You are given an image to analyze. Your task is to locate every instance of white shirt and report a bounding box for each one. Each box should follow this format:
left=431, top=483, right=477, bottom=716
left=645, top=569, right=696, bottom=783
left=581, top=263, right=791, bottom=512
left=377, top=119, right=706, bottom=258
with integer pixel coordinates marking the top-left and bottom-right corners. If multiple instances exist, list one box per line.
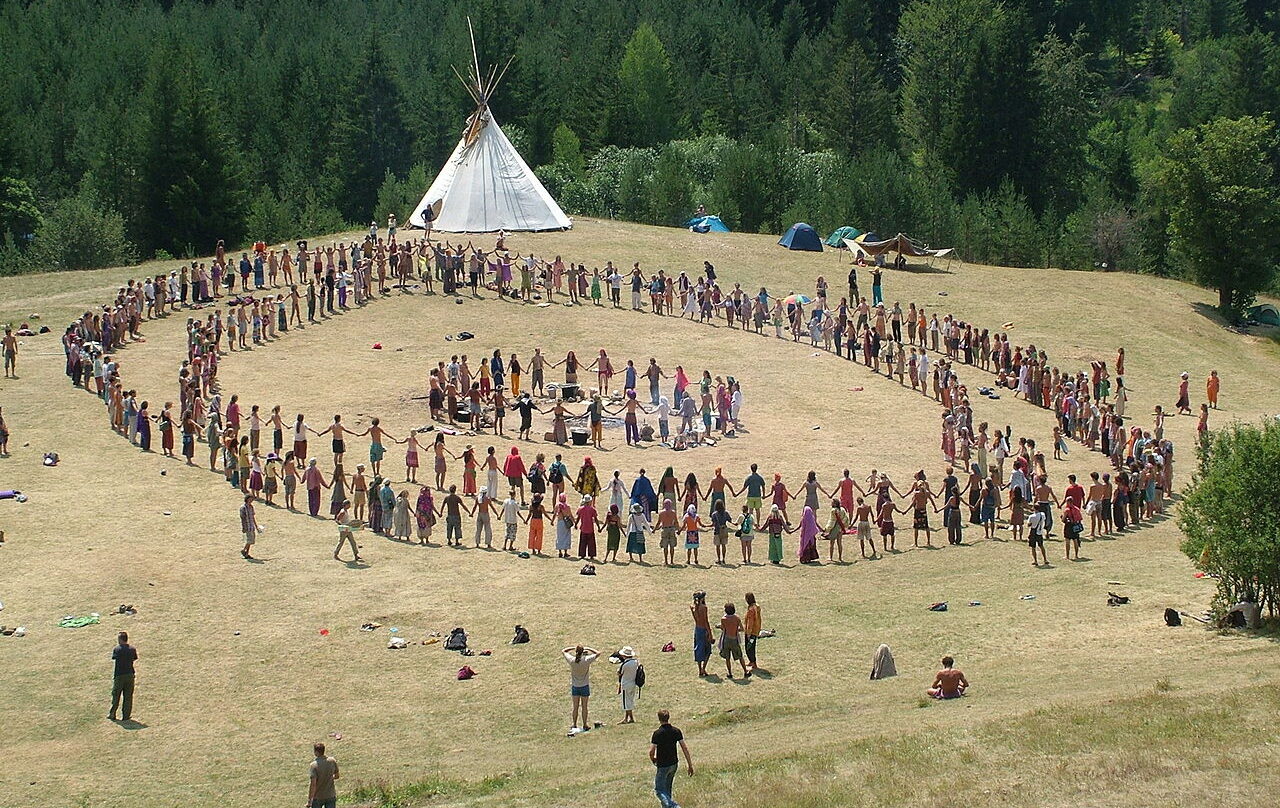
left=619, top=657, right=639, bottom=688
left=502, top=498, right=520, bottom=523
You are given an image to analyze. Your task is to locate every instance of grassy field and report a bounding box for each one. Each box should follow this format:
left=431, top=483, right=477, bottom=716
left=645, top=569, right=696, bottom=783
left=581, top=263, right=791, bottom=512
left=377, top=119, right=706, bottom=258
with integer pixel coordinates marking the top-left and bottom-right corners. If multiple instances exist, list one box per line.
left=1, top=218, right=1279, bottom=808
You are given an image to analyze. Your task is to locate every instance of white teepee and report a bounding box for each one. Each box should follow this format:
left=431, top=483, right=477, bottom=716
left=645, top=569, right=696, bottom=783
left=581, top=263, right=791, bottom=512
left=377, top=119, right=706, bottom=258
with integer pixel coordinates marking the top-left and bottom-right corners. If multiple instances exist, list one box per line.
left=409, top=25, right=571, bottom=233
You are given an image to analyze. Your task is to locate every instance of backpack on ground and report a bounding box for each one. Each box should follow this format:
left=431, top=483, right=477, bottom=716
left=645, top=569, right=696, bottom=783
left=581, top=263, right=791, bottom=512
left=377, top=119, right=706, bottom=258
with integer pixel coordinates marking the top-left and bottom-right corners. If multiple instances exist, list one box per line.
left=511, top=625, right=530, bottom=644
left=457, top=665, right=476, bottom=680
left=444, top=627, right=468, bottom=651
left=1164, top=608, right=1181, bottom=627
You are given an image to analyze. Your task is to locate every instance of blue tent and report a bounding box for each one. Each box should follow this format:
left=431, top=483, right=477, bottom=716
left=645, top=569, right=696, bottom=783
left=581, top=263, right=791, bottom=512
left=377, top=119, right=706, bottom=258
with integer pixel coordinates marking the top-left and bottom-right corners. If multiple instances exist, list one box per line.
left=686, top=215, right=730, bottom=233
left=779, top=222, right=823, bottom=252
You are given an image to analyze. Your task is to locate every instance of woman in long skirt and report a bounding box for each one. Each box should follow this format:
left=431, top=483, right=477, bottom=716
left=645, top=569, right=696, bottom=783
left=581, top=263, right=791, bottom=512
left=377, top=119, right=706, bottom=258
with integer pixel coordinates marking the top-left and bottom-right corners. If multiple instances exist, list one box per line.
left=554, top=494, right=574, bottom=558
left=527, top=493, right=546, bottom=554
left=393, top=490, right=412, bottom=541
left=415, top=487, right=437, bottom=545
left=625, top=503, right=648, bottom=562
left=761, top=506, right=785, bottom=564
left=797, top=506, right=820, bottom=563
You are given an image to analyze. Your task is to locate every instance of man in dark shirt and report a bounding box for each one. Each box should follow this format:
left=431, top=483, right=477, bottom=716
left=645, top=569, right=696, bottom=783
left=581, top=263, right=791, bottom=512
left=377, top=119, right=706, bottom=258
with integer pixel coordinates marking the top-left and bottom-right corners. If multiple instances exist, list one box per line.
left=109, top=631, right=138, bottom=721
left=442, top=485, right=466, bottom=547
left=649, top=709, right=693, bottom=808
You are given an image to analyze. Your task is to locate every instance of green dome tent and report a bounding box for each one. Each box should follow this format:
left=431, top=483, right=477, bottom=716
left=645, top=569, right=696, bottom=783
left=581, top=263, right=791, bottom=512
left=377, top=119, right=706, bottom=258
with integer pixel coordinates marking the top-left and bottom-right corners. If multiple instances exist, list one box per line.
left=1247, top=303, right=1280, bottom=326
left=825, top=226, right=862, bottom=247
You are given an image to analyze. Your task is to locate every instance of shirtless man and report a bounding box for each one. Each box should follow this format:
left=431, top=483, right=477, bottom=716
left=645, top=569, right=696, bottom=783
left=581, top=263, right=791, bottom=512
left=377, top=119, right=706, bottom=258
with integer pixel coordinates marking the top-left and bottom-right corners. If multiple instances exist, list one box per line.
left=1086, top=472, right=1107, bottom=537
left=316, top=414, right=359, bottom=465
left=691, top=593, right=713, bottom=677
left=530, top=348, right=547, bottom=397
left=927, top=656, right=969, bottom=699
left=909, top=479, right=936, bottom=547
left=718, top=603, right=750, bottom=680
left=616, top=392, right=650, bottom=446
left=655, top=501, right=680, bottom=566
left=854, top=498, right=875, bottom=558
left=1033, top=475, right=1060, bottom=538
left=2, top=327, right=17, bottom=378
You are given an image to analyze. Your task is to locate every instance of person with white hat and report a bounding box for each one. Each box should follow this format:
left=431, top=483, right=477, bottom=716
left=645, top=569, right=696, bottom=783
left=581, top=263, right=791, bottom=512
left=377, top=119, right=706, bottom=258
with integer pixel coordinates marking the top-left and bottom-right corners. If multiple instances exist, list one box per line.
left=1176, top=371, right=1192, bottom=415
left=617, top=646, right=641, bottom=724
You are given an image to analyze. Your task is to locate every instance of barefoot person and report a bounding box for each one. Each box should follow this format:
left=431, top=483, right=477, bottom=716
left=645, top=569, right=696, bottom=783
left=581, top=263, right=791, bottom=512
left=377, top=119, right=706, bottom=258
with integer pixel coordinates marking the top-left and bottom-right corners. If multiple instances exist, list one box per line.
left=927, top=655, right=969, bottom=699
left=562, top=644, right=599, bottom=734
left=718, top=602, right=750, bottom=680
left=2, top=327, right=17, bottom=378
left=691, top=591, right=712, bottom=677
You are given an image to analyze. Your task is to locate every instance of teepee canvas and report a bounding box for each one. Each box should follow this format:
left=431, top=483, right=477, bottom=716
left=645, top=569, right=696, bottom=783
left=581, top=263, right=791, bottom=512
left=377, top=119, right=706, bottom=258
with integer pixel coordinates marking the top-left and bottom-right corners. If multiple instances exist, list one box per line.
left=410, top=24, right=571, bottom=233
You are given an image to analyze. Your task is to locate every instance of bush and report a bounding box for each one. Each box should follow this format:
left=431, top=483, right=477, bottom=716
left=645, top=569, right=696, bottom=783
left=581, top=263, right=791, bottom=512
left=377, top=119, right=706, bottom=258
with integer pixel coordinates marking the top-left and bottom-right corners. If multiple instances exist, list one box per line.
left=375, top=163, right=430, bottom=226
left=28, top=188, right=136, bottom=271
left=1180, top=420, right=1280, bottom=617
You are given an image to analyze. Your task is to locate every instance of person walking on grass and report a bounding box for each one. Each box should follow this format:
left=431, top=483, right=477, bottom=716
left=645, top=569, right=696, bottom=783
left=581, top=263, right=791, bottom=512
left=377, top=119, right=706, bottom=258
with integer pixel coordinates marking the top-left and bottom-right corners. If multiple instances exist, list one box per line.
left=562, top=644, right=599, bottom=735
left=239, top=494, right=261, bottom=559
left=650, top=709, right=693, bottom=808
left=307, top=742, right=340, bottom=808
left=108, top=631, right=137, bottom=722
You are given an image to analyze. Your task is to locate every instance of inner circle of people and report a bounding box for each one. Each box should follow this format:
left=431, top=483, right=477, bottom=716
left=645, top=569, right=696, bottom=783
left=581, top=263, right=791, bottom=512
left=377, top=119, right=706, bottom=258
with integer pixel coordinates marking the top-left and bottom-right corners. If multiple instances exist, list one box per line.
left=58, top=223, right=1191, bottom=571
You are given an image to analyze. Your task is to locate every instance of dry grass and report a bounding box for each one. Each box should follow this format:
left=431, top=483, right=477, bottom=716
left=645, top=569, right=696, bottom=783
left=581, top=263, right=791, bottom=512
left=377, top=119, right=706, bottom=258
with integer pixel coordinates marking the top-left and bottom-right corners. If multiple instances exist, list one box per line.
left=1, top=218, right=1279, bottom=808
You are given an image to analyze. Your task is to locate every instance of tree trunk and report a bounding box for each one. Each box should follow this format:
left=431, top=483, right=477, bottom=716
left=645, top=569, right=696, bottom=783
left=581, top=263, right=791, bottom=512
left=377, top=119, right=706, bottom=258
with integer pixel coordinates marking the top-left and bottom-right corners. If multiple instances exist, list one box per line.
left=1219, top=285, right=1235, bottom=321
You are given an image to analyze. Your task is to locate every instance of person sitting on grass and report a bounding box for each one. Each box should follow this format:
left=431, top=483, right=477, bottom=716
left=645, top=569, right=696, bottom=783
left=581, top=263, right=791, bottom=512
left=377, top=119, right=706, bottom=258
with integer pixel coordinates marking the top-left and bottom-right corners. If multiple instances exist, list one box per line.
left=927, top=655, right=969, bottom=700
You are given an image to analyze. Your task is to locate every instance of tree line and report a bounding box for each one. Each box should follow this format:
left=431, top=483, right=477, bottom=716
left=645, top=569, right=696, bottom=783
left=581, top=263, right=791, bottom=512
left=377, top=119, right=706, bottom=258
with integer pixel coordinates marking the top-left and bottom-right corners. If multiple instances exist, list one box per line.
left=0, top=0, right=1277, bottom=317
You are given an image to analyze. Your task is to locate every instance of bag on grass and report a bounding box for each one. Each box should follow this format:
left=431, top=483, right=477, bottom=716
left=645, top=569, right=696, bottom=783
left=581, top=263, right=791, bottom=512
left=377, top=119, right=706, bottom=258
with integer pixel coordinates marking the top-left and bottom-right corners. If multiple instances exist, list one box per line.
left=1164, top=608, right=1181, bottom=627
left=457, top=665, right=476, bottom=680
left=444, top=627, right=468, bottom=651
left=511, top=625, right=530, bottom=644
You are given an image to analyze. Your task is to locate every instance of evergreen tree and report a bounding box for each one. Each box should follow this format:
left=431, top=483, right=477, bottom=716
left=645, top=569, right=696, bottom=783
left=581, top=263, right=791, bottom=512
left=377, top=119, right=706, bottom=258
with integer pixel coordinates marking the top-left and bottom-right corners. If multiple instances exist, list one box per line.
left=138, top=50, right=247, bottom=257
left=900, top=0, right=1038, bottom=198
left=616, top=24, right=678, bottom=147
left=331, top=37, right=411, bottom=224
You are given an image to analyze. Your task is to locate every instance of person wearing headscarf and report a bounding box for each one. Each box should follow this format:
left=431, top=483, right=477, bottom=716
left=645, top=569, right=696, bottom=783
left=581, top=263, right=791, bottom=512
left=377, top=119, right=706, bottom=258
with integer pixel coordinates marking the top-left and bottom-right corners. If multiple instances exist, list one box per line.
left=379, top=479, right=396, bottom=536
left=574, top=457, right=600, bottom=498
left=502, top=446, right=527, bottom=504
left=798, top=505, right=820, bottom=563
left=763, top=504, right=789, bottom=564
left=576, top=494, right=600, bottom=559
left=603, top=503, right=623, bottom=561
left=554, top=493, right=574, bottom=558
left=625, top=502, right=649, bottom=562
left=683, top=504, right=707, bottom=566
left=393, top=489, right=412, bottom=541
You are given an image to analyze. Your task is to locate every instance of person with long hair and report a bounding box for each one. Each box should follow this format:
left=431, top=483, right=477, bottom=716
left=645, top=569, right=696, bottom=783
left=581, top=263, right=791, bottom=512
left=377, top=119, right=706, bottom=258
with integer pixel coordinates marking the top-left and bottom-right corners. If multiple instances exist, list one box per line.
left=561, top=644, right=599, bottom=735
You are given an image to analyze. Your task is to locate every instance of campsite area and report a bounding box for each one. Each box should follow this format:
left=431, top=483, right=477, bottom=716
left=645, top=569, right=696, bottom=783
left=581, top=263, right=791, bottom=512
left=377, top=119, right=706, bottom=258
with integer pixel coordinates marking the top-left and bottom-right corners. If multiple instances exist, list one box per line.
left=2, top=218, right=1280, bottom=808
